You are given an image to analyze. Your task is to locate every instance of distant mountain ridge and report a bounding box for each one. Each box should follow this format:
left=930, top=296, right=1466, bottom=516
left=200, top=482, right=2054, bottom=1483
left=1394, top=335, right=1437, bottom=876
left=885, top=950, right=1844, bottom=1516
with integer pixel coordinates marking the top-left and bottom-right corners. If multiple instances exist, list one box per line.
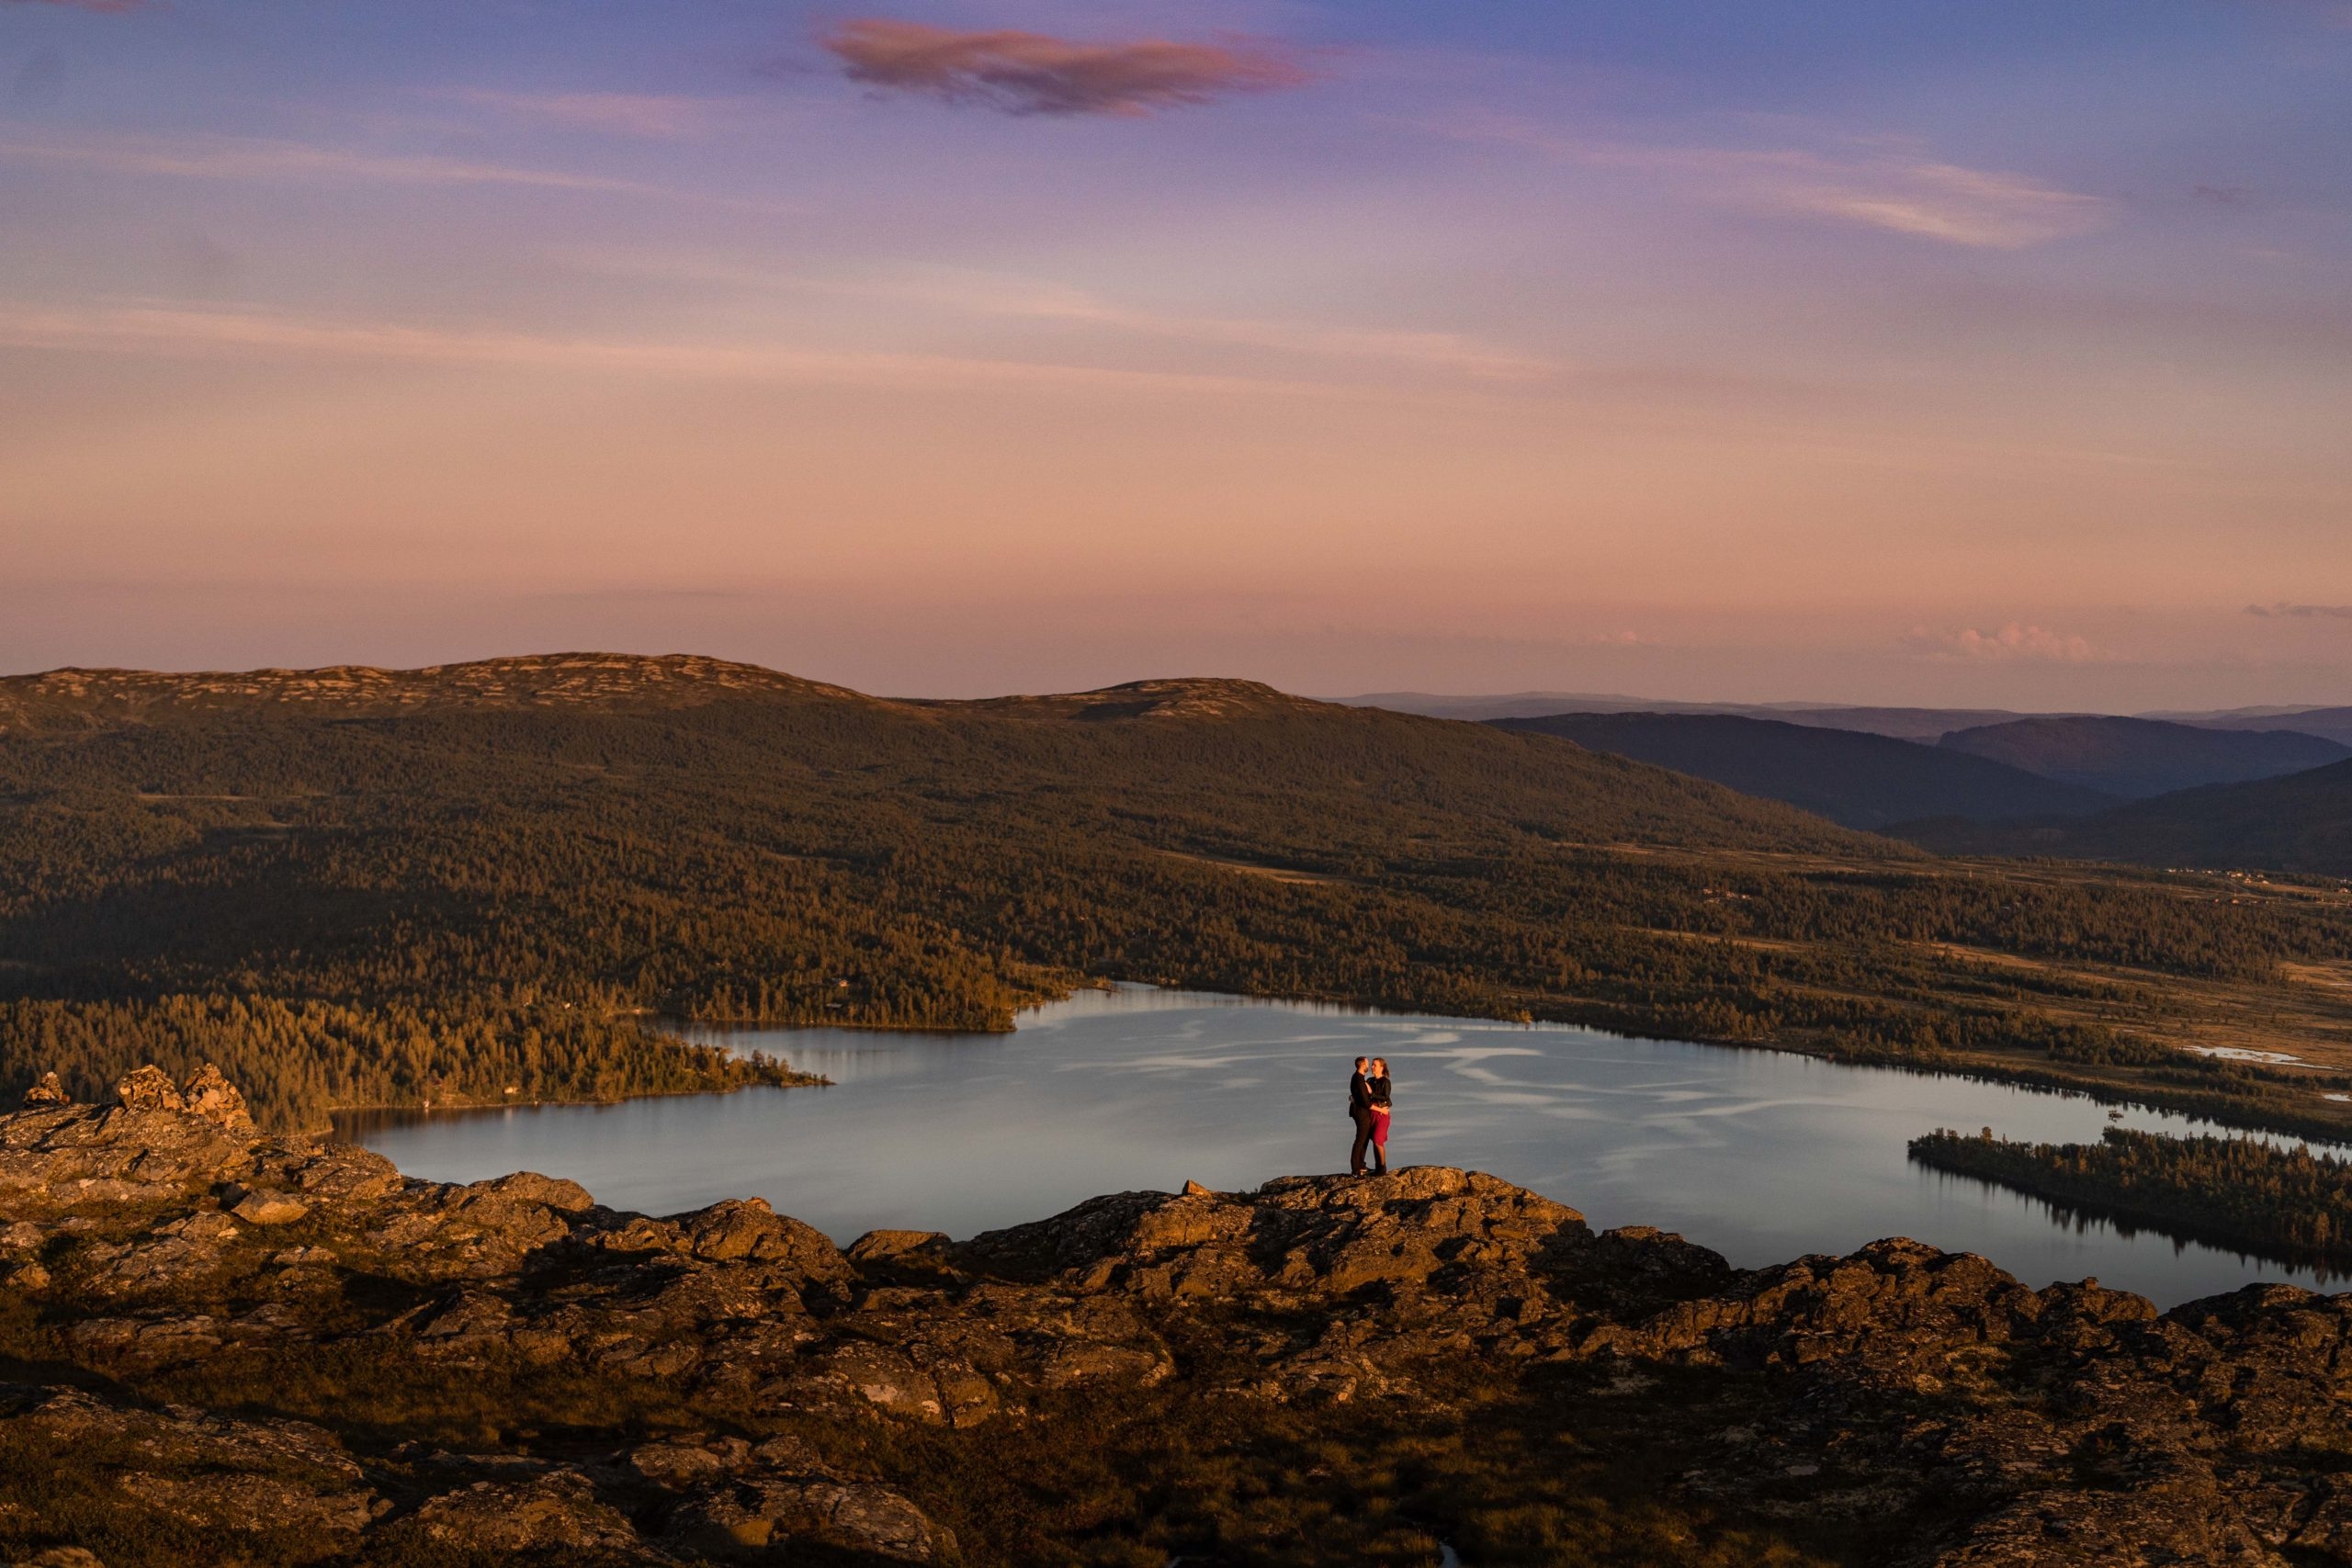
left=1345, top=690, right=2352, bottom=745
left=2163, top=706, right=2352, bottom=748
left=1343, top=691, right=2050, bottom=739
left=1938, top=716, right=2351, bottom=799
left=1490, top=712, right=2117, bottom=830
left=1898, top=759, right=2352, bottom=878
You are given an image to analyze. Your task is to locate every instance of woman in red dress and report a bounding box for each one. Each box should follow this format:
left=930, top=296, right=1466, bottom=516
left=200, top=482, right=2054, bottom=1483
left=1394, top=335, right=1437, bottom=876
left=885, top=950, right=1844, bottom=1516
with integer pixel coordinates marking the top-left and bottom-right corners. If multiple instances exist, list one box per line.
left=1367, top=1056, right=1393, bottom=1175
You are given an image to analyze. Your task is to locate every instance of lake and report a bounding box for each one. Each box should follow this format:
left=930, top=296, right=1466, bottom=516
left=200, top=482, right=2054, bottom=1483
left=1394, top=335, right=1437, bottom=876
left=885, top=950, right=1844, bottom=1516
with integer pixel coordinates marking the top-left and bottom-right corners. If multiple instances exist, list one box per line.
left=342, top=985, right=2338, bottom=1308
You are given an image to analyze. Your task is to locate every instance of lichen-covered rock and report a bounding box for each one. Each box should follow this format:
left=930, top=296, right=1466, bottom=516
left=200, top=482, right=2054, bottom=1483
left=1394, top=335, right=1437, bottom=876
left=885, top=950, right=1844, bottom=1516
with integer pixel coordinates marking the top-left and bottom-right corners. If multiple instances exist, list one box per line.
left=848, top=1228, right=950, bottom=1266
left=667, top=1475, right=951, bottom=1562
left=77, top=1211, right=244, bottom=1297
left=0, top=1096, right=265, bottom=1205
left=410, top=1470, right=651, bottom=1556
left=1, top=1384, right=381, bottom=1549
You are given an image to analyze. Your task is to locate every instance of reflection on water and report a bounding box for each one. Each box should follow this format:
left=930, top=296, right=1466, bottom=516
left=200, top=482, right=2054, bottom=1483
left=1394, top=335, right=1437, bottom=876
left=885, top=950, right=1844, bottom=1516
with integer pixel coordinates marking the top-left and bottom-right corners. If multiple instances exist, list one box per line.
left=339, top=985, right=2338, bottom=1307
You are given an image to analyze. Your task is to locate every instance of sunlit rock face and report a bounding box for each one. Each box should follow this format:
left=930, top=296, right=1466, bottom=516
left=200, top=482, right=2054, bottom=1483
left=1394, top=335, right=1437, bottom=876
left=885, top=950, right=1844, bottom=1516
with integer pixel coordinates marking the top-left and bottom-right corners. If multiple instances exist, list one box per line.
left=4, top=1068, right=2352, bottom=1564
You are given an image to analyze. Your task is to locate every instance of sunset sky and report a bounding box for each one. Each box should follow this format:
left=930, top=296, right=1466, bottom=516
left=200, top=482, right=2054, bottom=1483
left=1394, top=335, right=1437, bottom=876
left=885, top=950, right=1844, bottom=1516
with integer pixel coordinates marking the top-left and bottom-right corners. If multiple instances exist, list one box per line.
left=2, top=0, right=2347, bottom=707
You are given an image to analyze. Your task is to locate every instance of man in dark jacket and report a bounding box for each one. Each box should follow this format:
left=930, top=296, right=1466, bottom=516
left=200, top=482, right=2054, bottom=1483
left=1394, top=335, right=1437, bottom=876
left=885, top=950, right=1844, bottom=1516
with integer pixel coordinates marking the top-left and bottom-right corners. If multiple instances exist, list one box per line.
left=1347, top=1056, right=1374, bottom=1176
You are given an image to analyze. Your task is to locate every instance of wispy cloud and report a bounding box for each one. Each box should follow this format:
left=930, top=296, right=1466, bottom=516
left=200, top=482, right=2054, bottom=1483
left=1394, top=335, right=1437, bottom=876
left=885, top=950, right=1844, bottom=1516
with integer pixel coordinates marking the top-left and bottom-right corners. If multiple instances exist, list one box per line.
left=0, top=300, right=1499, bottom=405
left=819, top=18, right=1310, bottom=117
left=0, top=129, right=655, bottom=192
left=1905, top=623, right=2104, bottom=662
left=571, top=254, right=1555, bottom=382
left=1758, top=157, right=2109, bottom=248
left=2247, top=602, right=2352, bottom=619
left=982, top=284, right=1548, bottom=380
left=1432, top=116, right=2110, bottom=250
left=436, top=89, right=711, bottom=139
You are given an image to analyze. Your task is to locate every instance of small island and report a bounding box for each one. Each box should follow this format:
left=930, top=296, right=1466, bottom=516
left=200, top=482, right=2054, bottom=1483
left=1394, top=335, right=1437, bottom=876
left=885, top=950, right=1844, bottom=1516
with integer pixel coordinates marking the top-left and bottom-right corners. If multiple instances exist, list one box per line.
left=1910, top=1124, right=2352, bottom=1276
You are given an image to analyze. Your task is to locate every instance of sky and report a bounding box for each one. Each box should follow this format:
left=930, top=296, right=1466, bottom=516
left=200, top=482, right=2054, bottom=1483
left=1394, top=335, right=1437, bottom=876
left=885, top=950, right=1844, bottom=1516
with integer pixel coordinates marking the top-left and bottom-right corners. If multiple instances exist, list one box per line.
left=1, top=1, right=2348, bottom=707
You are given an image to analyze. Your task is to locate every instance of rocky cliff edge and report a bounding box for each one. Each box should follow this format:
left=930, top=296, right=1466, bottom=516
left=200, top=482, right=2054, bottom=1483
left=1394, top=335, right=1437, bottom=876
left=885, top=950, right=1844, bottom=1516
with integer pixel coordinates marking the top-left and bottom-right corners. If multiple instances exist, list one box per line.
left=4, top=1068, right=2351, bottom=1565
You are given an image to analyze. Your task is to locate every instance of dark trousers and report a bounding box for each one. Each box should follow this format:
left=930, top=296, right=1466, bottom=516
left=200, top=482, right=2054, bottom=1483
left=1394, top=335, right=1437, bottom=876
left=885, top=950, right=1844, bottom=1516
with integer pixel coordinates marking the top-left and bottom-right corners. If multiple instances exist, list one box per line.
left=1349, top=1110, right=1374, bottom=1174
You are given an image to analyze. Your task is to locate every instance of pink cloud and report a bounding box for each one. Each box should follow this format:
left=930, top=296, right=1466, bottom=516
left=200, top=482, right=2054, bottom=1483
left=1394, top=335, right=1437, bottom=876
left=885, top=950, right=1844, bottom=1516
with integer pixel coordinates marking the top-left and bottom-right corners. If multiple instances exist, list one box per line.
left=1905, top=623, right=2103, bottom=663
left=819, top=18, right=1309, bottom=117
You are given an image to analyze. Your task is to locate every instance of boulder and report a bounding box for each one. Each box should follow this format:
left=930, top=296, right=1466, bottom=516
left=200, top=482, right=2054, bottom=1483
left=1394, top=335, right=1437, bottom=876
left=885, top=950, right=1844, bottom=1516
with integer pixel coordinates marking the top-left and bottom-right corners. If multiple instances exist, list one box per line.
left=364, top=1171, right=600, bottom=1279
left=19, top=1073, right=69, bottom=1109
left=675, top=1197, right=854, bottom=1285
left=230, top=1191, right=311, bottom=1226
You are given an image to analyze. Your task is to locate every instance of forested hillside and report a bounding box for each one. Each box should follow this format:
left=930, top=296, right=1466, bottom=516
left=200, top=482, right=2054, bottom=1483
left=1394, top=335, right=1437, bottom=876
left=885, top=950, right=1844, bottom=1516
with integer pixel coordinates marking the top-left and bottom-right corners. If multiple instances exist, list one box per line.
left=5, top=654, right=2350, bottom=1134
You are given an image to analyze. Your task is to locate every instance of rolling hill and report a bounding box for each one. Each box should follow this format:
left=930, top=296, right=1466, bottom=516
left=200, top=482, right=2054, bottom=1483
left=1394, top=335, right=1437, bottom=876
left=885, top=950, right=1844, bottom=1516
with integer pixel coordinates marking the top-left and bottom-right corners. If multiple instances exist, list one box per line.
left=1938, top=716, right=2350, bottom=798
left=1488, top=712, right=2116, bottom=829
left=0, top=653, right=1881, bottom=1123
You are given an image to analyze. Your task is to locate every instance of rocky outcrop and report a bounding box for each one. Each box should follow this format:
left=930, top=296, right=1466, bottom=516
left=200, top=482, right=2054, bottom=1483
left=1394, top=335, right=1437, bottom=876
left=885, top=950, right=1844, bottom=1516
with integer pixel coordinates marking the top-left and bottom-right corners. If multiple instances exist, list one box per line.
left=176, top=1064, right=254, bottom=1131
left=4, top=1068, right=2352, bottom=1566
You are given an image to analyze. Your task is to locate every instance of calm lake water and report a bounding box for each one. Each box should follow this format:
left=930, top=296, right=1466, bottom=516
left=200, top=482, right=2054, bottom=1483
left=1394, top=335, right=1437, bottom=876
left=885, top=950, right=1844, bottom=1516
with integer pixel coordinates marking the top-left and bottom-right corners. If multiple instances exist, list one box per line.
left=341, top=986, right=2338, bottom=1308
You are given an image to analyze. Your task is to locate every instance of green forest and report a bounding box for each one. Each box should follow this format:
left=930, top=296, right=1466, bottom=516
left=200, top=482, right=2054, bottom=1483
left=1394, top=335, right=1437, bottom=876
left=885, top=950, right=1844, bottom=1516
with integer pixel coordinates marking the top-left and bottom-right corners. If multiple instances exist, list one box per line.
left=1910, top=1124, right=2352, bottom=1275
left=6, top=658, right=2349, bottom=1132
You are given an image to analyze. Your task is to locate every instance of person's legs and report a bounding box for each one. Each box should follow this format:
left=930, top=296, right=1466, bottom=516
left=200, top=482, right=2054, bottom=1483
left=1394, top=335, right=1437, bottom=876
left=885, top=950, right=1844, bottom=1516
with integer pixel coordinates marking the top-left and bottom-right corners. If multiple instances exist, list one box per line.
left=1349, top=1111, right=1371, bottom=1175
left=1372, top=1115, right=1389, bottom=1173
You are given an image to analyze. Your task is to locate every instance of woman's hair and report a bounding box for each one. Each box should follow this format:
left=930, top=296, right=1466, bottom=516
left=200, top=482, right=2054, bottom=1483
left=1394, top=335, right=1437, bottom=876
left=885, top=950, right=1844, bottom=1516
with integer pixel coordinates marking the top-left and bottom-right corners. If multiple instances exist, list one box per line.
left=1371, top=1057, right=1387, bottom=1074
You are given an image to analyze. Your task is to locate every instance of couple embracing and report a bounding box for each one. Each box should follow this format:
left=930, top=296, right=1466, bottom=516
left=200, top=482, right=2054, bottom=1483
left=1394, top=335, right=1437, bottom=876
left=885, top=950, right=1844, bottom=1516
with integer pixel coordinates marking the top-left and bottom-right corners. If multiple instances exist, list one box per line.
left=1347, top=1055, right=1395, bottom=1177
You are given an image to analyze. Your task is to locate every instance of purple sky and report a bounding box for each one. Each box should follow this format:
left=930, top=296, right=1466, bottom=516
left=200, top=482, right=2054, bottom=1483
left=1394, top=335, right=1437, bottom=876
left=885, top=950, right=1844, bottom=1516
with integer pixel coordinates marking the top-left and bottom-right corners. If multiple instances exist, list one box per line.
left=2, top=0, right=2347, bottom=705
